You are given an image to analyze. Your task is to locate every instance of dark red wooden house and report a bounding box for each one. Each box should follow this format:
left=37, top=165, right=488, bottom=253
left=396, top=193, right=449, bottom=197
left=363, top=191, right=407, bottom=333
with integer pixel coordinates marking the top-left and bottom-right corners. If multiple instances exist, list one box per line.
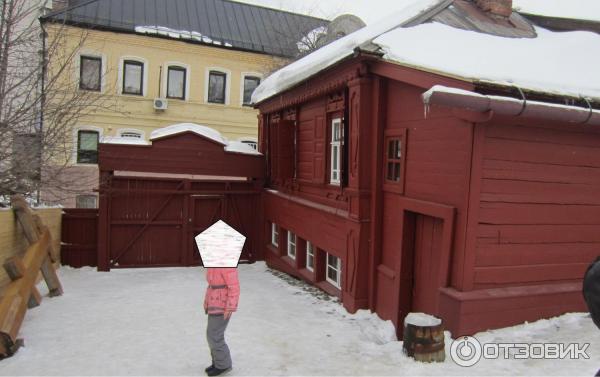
left=253, top=0, right=600, bottom=336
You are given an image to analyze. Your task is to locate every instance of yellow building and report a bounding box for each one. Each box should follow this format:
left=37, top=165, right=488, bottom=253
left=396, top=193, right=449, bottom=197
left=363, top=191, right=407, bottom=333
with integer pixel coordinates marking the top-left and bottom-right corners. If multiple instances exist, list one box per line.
left=40, top=0, right=327, bottom=208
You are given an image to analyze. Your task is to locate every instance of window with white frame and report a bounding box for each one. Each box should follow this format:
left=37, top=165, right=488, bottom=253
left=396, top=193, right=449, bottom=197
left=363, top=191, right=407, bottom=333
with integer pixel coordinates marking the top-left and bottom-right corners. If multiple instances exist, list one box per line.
left=122, top=60, right=144, bottom=95
left=326, top=253, right=341, bottom=288
left=79, top=56, right=101, bottom=91
left=167, top=66, right=186, bottom=99
left=287, top=231, right=297, bottom=259
left=77, top=130, right=99, bottom=164
left=271, top=223, right=279, bottom=247
left=306, top=241, right=314, bottom=272
left=243, top=76, right=261, bottom=105
left=208, top=70, right=227, bottom=104
left=330, top=118, right=342, bottom=185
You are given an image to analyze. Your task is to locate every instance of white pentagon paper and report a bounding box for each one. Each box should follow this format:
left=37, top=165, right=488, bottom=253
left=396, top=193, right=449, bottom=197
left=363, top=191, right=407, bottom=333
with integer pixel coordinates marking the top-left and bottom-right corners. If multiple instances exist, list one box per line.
left=195, top=220, right=245, bottom=268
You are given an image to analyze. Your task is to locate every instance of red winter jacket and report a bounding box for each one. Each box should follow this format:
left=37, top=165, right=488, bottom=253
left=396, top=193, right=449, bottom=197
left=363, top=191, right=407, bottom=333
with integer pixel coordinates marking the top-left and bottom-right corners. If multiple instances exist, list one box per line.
left=204, top=267, right=240, bottom=315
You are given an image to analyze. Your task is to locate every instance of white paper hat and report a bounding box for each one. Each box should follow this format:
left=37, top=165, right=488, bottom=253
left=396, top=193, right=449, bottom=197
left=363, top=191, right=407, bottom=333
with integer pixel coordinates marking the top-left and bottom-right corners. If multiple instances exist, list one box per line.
left=195, top=220, right=246, bottom=268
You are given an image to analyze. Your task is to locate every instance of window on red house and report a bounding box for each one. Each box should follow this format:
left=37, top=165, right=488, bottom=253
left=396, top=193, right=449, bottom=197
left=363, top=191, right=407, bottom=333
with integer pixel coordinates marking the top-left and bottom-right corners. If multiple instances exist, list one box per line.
left=383, top=129, right=407, bottom=193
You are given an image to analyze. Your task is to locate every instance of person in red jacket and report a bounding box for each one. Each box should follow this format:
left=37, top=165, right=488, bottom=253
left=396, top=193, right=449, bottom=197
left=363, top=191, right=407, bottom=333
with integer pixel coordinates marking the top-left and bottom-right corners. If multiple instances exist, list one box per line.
left=203, top=267, right=240, bottom=376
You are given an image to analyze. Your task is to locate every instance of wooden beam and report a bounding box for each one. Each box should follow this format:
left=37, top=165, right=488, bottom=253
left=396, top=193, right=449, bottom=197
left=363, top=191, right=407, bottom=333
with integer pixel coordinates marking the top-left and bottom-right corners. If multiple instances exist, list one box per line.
left=3, top=258, right=42, bottom=309
left=10, top=196, right=63, bottom=297
left=0, top=230, right=50, bottom=357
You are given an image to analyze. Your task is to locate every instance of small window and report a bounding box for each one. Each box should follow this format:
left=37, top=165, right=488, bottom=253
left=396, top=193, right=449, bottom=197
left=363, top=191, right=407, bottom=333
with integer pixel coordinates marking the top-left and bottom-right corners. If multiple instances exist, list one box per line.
left=330, top=118, right=342, bottom=185
left=76, top=194, right=97, bottom=209
left=326, top=253, right=341, bottom=288
left=120, top=131, right=142, bottom=139
left=243, top=76, right=260, bottom=105
left=167, top=66, right=186, bottom=99
left=241, top=140, right=257, bottom=150
left=287, top=231, right=296, bottom=259
left=208, top=71, right=226, bottom=104
left=306, top=241, right=314, bottom=272
left=123, top=60, right=143, bottom=95
left=80, top=56, right=101, bottom=91
left=385, top=138, right=402, bottom=182
left=77, top=130, right=99, bottom=164
left=271, top=223, right=279, bottom=247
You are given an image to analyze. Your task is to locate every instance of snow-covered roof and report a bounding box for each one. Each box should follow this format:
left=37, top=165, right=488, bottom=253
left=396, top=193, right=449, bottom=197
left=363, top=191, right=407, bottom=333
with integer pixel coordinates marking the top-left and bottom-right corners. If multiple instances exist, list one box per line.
left=375, top=23, right=600, bottom=100
left=101, top=136, right=150, bottom=146
left=253, top=0, right=600, bottom=104
left=251, top=0, right=445, bottom=104
left=135, top=26, right=233, bottom=48
left=514, top=0, right=600, bottom=23
left=150, top=123, right=228, bottom=145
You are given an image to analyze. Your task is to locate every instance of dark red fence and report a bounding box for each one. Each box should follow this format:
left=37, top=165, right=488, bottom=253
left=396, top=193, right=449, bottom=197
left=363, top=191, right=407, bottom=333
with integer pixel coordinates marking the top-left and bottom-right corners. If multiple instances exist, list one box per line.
left=61, top=209, right=98, bottom=267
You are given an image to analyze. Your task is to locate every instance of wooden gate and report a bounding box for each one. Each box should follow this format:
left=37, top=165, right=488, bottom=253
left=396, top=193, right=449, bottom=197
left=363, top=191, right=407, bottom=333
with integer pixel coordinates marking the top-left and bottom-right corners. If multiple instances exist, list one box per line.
left=61, top=209, right=98, bottom=267
left=97, top=126, right=265, bottom=271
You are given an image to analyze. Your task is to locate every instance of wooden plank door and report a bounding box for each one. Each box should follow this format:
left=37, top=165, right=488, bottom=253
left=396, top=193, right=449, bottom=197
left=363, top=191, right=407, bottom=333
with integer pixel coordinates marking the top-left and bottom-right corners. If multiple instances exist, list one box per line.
left=411, top=214, right=444, bottom=315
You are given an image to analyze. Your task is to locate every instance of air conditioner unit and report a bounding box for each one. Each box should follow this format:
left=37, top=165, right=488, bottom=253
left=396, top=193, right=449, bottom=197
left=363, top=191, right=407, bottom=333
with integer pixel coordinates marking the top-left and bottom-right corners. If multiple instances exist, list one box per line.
left=153, top=98, right=168, bottom=110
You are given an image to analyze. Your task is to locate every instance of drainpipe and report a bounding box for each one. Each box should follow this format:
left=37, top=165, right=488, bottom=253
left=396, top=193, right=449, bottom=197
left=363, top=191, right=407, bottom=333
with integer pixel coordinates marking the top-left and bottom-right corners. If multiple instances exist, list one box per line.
left=422, top=85, right=600, bottom=126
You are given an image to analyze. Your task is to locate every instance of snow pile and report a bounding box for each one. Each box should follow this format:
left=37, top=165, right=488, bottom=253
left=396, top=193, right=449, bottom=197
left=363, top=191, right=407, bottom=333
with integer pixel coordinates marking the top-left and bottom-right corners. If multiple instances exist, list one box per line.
left=135, top=26, right=233, bottom=47
left=404, top=312, right=442, bottom=327
left=374, top=23, right=600, bottom=100
left=150, top=123, right=227, bottom=145
left=514, top=0, right=600, bottom=22
left=101, top=136, right=150, bottom=146
left=352, top=309, right=398, bottom=345
left=251, top=0, right=445, bottom=103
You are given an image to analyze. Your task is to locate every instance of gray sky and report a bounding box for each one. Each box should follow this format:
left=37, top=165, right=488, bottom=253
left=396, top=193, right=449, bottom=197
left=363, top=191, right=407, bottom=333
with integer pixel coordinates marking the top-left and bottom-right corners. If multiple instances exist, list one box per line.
left=232, top=0, right=599, bottom=24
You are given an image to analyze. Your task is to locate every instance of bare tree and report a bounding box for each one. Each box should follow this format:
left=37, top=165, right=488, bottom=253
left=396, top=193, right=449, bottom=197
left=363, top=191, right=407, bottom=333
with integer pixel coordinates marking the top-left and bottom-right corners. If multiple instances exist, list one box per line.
left=0, top=0, right=117, bottom=206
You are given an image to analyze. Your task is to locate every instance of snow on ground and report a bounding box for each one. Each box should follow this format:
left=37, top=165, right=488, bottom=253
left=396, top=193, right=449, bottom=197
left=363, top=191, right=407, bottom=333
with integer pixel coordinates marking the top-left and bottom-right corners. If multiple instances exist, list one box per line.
left=1, top=263, right=598, bottom=376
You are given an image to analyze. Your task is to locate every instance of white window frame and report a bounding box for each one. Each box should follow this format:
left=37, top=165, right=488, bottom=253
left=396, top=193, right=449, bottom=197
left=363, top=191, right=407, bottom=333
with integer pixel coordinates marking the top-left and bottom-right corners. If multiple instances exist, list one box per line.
left=76, top=50, right=107, bottom=93
left=306, top=241, right=314, bottom=272
left=330, top=118, right=342, bottom=185
left=118, top=128, right=145, bottom=139
left=287, top=231, right=296, bottom=259
left=271, top=223, right=279, bottom=247
left=205, top=67, right=231, bottom=105
left=240, top=72, right=263, bottom=106
left=72, top=125, right=103, bottom=165
left=117, top=56, right=148, bottom=96
left=76, top=194, right=98, bottom=209
left=162, top=61, right=190, bottom=101
left=326, top=252, right=341, bottom=289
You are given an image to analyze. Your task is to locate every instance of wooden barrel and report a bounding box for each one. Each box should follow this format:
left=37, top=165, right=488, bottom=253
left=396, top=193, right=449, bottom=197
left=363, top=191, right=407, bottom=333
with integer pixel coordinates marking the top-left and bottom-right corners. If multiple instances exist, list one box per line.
left=402, top=313, right=445, bottom=362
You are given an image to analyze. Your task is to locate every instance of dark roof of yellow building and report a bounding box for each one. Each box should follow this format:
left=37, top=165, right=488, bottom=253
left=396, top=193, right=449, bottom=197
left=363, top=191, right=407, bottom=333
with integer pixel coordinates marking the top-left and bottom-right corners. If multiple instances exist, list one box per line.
left=42, top=0, right=329, bottom=58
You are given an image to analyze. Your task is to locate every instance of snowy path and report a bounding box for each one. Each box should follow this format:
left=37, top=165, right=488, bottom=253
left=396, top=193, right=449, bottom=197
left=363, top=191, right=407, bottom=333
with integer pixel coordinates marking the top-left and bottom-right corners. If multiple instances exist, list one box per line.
left=1, top=263, right=598, bottom=376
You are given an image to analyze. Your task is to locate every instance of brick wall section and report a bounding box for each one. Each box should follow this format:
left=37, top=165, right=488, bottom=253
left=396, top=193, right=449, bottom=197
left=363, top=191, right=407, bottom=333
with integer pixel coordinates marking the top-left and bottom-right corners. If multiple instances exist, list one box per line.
left=0, top=208, right=62, bottom=292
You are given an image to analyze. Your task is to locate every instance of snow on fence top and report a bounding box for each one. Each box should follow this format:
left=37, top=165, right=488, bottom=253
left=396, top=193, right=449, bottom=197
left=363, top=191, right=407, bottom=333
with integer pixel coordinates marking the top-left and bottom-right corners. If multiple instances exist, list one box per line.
left=101, top=136, right=150, bottom=146
left=150, top=123, right=228, bottom=145
left=251, top=0, right=445, bottom=104
left=252, top=0, right=600, bottom=104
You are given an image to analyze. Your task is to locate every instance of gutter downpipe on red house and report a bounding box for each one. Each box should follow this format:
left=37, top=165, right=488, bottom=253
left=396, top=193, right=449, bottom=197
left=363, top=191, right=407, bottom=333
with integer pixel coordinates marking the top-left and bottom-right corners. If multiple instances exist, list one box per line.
left=422, top=85, right=600, bottom=126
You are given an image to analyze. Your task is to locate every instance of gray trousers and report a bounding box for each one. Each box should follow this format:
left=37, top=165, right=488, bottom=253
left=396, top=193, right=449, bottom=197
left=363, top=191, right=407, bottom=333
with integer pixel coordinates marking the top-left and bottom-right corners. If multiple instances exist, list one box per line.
left=206, top=314, right=232, bottom=369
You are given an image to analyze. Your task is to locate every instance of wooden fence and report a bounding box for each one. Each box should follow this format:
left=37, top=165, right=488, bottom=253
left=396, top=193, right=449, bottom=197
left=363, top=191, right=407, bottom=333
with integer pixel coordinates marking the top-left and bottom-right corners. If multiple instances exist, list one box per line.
left=0, top=208, right=62, bottom=292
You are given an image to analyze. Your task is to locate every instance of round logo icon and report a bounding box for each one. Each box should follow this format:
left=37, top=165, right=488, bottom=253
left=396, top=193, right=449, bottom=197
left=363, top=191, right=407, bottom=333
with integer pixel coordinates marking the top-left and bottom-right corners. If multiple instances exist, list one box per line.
left=450, top=336, right=482, bottom=367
